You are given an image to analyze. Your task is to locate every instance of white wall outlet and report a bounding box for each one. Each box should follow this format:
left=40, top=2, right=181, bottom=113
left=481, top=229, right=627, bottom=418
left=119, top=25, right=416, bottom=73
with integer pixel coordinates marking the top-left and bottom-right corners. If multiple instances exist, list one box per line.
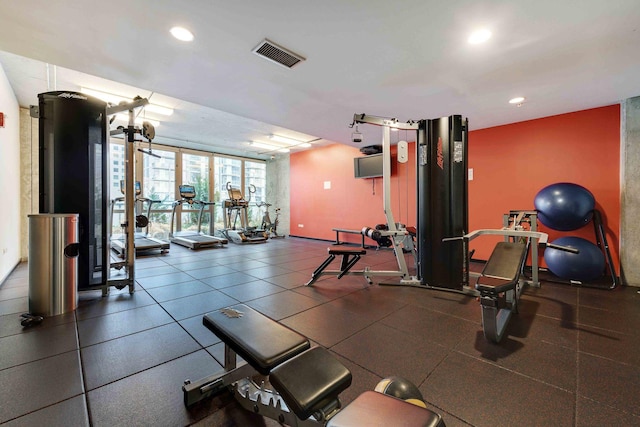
left=298, top=224, right=304, bottom=228
left=468, top=168, right=474, bottom=181
left=323, top=181, right=331, bottom=190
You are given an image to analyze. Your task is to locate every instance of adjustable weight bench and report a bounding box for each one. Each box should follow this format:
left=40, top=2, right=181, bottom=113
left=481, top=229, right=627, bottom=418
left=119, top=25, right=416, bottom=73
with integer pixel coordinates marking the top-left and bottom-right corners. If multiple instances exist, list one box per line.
left=475, top=241, right=528, bottom=343
left=305, top=245, right=367, bottom=286
left=183, top=304, right=446, bottom=426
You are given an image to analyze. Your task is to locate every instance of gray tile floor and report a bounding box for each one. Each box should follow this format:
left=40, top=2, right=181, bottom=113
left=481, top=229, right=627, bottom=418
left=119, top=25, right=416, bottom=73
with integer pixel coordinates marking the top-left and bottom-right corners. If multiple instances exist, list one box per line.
left=1, top=237, right=640, bottom=426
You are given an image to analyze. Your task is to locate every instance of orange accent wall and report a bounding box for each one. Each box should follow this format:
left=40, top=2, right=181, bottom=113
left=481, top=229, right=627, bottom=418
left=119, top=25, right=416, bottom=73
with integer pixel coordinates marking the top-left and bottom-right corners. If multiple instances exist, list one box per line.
left=468, top=105, right=620, bottom=271
left=290, top=105, right=620, bottom=271
left=290, top=143, right=416, bottom=244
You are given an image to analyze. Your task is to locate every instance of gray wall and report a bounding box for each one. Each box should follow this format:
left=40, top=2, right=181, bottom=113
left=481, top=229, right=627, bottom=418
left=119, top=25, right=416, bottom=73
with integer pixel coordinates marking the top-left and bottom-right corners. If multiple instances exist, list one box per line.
left=265, top=154, right=290, bottom=237
left=621, top=96, right=640, bottom=286
left=19, top=108, right=38, bottom=261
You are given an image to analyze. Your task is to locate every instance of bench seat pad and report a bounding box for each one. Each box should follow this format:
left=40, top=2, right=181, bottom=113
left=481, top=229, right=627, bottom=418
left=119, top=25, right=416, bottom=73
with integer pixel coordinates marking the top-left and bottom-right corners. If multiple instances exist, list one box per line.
left=476, top=241, right=527, bottom=294
left=203, top=304, right=309, bottom=376
left=270, top=346, right=352, bottom=420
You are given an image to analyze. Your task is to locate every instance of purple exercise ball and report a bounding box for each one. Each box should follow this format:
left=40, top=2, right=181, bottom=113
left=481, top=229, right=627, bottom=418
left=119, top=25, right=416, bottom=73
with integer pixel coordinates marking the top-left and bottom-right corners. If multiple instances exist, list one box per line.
left=534, top=183, right=595, bottom=231
left=544, top=236, right=605, bottom=282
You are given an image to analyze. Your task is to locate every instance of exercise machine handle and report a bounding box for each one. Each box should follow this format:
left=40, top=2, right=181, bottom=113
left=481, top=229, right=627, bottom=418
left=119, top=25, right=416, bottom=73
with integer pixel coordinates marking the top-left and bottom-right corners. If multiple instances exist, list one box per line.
left=545, top=243, right=579, bottom=254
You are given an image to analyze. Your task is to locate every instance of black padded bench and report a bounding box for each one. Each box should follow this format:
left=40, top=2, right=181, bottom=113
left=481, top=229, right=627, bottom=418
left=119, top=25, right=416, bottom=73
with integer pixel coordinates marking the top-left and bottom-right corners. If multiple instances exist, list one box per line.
left=185, top=304, right=352, bottom=419
left=475, top=241, right=528, bottom=343
left=202, top=304, right=310, bottom=375
left=306, top=245, right=366, bottom=286
left=476, top=241, right=527, bottom=296
left=270, top=346, right=352, bottom=421
left=184, top=304, right=447, bottom=425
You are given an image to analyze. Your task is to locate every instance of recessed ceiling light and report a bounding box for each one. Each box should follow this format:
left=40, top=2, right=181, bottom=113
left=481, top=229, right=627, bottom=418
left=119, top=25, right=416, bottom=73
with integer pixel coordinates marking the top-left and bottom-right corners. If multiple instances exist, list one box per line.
left=468, top=29, right=491, bottom=44
left=269, top=134, right=301, bottom=145
left=170, top=27, right=194, bottom=42
left=249, top=141, right=290, bottom=153
left=509, top=97, right=526, bottom=104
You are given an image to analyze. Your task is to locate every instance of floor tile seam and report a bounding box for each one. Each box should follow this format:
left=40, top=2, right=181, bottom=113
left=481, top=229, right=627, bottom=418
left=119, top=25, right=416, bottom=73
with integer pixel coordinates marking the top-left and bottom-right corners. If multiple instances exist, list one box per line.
left=0, top=262, right=25, bottom=286
left=134, top=258, right=175, bottom=269
left=0, top=283, right=29, bottom=291
left=82, top=347, right=206, bottom=394
left=243, top=268, right=298, bottom=281
left=576, top=297, right=640, bottom=314
left=147, top=284, right=223, bottom=304
left=308, top=285, right=376, bottom=308
left=77, top=318, right=176, bottom=349
left=75, top=310, right=94, bottom=424
left=520, top=294, right=579, bottom=310
left=324, top=314, right=414, bottom=353
left=277, top=298, right=335, bottom=323
left=0, top=307, right=29, bottom=318
left=421, top=306, right=483, bottom=326
left=134, top=268, right=186, bottom=279
left=326, top=347, right=384, bottom=381
left=0, top=347, right=82, bottom=374
left=535, top=338, right=578, bottom=353
left=0, top=294, right=28, bottom=304
left=575, top=330, right=581, bottom=427
left=218, top=286, right=289, bottom=303
left=75, top=299, right=159, bottom=322
left=0, top=325, right=81, bottom=371
left=575, top=394, right=640, bottom=420
left=314, top=287, right=370, bottom=308
left=0, top=316, right=73, bottom=339
left=378, top=318, right=464, bottom=351
left=152, top=288, right=240, bottom=311
left=524, top=310, right=578, bottom=326
left=577, top=348, right=640, bottom=370
left=572, top=319, right=637, bottom=336
left=135, top=277, right=205, bottom=290
left=0, top=393, right=88, bottom=426
left=146, top=288, right=227, bottom=341
left=452, top=350, right=577, bottom=394
left=0, top=283, right=29, bottom=296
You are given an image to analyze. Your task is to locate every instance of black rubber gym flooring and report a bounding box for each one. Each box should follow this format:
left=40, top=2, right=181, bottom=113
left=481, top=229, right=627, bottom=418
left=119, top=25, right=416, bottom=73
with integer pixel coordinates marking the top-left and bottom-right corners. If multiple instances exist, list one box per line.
left=1, top=237, right=639, bottom=426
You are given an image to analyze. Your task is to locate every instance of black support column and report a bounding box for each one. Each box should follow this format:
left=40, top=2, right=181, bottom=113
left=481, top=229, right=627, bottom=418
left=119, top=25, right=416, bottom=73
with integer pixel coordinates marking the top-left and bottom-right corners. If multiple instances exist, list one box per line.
left=38, top=91, right=108, bottom=291
left=417, top=115, right=468, bottom=289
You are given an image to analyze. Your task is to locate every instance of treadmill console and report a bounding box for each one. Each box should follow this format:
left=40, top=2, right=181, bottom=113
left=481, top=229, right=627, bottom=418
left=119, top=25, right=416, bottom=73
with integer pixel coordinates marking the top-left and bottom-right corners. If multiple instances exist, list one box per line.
left=120, top=180, right=142, bottom=196
left=180, top=185, right=196, bottom=200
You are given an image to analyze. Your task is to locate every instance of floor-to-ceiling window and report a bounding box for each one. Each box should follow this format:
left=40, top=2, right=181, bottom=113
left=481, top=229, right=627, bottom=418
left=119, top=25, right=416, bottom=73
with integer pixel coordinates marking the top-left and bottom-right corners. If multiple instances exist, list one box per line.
left=142, top=147, right=176, bottom=240
left=214, top=156, right=242, bottom=230
left=107, top=143, right=265, bottom=240
left=108, top=141, right=126, bottom=236
left=245, top=160, right=266, bottom=226
left=181, top=151, right=210, bottom=234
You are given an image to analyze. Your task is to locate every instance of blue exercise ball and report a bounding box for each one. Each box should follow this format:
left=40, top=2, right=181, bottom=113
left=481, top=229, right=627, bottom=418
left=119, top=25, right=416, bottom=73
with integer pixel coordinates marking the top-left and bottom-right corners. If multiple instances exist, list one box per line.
left=534, top=183, right=595, bottom=231
left=544, top=236, right=605, bottom=282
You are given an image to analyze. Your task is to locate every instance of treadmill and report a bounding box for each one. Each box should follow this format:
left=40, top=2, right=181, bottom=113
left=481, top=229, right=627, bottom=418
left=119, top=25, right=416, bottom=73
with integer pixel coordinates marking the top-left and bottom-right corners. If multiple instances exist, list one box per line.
left=170, top=184, right=228, bottom=249
left=111, top=181, right=170, bottom=257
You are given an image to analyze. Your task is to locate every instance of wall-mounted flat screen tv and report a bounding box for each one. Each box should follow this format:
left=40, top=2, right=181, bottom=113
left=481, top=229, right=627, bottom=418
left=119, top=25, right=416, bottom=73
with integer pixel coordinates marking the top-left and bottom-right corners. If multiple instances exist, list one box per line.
left=354, top=153, right=384, bottom=179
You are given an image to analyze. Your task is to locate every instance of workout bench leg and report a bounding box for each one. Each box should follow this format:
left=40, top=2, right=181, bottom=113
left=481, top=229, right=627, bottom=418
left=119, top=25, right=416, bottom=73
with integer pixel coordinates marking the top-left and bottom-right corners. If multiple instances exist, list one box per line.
left=305, top=254, right=336, bottom=286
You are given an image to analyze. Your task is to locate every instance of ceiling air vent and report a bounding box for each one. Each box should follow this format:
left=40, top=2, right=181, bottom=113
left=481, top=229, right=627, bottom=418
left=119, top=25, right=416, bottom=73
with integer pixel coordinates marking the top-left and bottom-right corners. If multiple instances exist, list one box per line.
left=252, top=39, right=305, bottom=69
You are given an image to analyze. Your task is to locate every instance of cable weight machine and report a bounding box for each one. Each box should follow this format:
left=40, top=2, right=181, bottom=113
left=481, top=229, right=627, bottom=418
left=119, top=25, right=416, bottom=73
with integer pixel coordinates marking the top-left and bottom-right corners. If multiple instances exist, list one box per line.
left=336, top=113, right=469, bottom=290
left=106, top=97, right=156, bottom=294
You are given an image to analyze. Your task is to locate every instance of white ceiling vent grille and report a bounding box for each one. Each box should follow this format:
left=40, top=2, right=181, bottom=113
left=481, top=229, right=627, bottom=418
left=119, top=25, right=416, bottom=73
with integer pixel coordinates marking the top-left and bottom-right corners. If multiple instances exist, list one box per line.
left=252, top=39, right=305, bottom=69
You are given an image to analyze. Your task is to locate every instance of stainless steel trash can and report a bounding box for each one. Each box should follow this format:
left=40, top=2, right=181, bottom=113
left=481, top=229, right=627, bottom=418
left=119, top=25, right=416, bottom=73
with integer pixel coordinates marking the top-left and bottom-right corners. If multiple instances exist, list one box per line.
left=28, top=214, right=80, bottom=316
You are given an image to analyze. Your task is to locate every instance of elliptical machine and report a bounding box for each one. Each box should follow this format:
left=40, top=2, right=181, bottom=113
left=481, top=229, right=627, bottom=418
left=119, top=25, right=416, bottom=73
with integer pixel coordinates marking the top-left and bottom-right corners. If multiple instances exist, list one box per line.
left=220, top=182, right=267, bottom=244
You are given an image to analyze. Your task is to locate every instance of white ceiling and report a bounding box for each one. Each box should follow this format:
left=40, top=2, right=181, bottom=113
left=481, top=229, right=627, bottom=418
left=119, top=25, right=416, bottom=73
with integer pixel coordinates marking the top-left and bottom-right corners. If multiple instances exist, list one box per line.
left=1, top=0, right=639, bottom=159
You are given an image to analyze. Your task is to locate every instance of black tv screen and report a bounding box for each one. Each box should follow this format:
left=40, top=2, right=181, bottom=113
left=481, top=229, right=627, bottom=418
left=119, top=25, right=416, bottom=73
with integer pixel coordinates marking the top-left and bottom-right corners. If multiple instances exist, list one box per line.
left=354, top=153, right=384, bottom=179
